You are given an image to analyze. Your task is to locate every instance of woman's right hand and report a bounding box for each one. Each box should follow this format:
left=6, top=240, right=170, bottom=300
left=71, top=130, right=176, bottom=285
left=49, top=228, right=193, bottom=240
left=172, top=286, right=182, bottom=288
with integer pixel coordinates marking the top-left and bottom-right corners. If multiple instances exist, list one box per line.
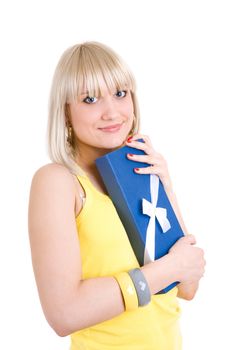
left=168, top=235, right=206, bottom=283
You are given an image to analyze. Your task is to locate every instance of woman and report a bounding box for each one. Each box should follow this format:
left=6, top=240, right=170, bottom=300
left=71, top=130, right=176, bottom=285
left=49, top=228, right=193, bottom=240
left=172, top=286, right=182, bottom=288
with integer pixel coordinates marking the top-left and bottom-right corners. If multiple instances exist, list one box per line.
left=28, top=41, right=205, bottom=349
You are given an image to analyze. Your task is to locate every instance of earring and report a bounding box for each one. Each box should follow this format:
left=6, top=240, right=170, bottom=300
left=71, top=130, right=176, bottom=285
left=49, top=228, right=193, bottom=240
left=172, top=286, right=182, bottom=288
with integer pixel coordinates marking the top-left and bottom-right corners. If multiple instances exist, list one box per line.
left=67, top=125, right=73, bottom=146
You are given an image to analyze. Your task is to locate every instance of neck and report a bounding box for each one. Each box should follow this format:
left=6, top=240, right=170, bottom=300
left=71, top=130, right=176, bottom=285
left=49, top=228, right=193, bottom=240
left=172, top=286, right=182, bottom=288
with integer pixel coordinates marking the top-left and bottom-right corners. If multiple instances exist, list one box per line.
left=76, top=143, right=108, bottom=171
left=75, top=142, right=114, bottom=192
left=75, top=140, right=124, bottom=194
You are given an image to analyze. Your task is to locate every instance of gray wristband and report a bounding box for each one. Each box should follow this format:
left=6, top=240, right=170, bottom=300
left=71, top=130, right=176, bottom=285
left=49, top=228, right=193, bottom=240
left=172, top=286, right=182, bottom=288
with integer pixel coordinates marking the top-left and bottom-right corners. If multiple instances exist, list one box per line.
left=128, top=268, right=151, bottom=307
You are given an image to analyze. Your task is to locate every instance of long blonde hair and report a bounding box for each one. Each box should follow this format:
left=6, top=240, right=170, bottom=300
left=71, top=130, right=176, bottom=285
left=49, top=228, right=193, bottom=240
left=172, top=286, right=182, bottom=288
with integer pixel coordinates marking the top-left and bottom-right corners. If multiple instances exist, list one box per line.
left=47, top=41, right=140, bottom=175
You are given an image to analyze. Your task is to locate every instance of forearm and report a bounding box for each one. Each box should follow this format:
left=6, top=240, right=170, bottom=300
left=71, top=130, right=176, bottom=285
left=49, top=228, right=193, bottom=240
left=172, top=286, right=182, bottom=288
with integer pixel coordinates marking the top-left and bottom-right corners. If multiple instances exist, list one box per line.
left=141, top=253, right=177, bottom=294
left=164, top=186, right=200, bottom=300
left=164, top=184, right=189, bottom=235
left=52, top=254, right=178, bottom=336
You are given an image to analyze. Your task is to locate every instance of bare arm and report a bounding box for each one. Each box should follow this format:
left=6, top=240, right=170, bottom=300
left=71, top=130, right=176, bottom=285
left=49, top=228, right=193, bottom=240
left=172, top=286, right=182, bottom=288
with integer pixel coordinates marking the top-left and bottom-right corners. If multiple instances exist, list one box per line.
left=165, top=186, right=200, bottom=300
left=28, top=164, right=182, bottom=336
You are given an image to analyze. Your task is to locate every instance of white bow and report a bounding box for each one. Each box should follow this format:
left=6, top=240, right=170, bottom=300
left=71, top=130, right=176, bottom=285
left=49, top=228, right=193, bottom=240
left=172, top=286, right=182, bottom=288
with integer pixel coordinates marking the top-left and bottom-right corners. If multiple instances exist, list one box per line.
left=142, top=175, right=171, bottom=264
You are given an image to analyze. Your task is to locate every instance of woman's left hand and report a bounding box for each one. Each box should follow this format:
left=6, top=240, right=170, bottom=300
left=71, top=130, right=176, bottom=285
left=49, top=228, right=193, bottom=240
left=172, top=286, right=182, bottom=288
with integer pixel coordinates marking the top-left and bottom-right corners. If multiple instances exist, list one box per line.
left=126, top=133, right=173, bottom=191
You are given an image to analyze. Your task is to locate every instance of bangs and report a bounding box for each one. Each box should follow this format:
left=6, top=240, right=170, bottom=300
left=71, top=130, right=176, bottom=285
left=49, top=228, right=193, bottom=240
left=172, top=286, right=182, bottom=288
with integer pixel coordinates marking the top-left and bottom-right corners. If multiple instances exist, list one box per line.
left=64, top=43, right=136, bottom=102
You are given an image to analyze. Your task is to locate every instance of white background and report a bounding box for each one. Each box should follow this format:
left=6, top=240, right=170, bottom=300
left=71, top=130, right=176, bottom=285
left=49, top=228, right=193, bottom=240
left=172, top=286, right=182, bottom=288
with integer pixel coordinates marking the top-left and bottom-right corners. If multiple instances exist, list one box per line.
left=0, top=0, right=232, bottom=349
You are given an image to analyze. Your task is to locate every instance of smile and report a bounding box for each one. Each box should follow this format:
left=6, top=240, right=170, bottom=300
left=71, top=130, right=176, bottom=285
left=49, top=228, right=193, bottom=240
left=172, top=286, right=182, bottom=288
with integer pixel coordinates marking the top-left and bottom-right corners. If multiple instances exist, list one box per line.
left=99, top=123, right=123, bottom=133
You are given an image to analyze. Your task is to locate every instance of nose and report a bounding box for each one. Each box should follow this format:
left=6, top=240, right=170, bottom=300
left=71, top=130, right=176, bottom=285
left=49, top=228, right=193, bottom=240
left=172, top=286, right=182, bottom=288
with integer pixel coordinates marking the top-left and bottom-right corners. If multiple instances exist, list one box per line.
left=101, top=97, right=119, bottom=120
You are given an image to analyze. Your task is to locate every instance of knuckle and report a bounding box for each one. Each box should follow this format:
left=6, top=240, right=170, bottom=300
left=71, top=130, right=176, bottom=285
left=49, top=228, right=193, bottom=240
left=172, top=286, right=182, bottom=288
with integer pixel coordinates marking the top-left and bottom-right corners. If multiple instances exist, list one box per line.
left=158, top=153, right=164, bottom=160
left=199, top=248, right=205, bottom=256
left=157, top=152, right=166, bottom=162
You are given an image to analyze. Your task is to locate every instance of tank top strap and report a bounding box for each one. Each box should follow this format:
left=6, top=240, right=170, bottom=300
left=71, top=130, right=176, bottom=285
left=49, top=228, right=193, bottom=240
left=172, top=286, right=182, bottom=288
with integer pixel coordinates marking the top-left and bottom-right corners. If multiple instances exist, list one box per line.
left=76, top=174, right=88, bottom=196
left=76, top=174, right=110, bottom=202
left=76, top=175, right=89, bottom=205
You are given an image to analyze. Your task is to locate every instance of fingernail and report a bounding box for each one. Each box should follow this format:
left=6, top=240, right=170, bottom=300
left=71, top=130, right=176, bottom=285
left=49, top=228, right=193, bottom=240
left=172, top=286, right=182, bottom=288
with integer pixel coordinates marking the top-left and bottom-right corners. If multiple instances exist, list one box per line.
left=127, top=136, right=133, bottom=142
left=128, top=153, right=133, bottom=157
left=134, top=168, right=140, bottom=172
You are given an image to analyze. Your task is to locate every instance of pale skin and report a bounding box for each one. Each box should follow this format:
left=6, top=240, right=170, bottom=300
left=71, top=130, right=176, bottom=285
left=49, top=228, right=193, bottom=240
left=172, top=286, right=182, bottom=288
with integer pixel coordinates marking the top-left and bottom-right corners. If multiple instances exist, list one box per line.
left=28, top=85, right=206, bottom=337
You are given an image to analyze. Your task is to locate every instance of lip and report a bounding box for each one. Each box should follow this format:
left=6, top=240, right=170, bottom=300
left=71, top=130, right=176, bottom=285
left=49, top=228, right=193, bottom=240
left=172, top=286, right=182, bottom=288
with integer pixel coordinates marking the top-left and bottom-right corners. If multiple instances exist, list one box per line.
left=98, top=123, right=123, bottom=132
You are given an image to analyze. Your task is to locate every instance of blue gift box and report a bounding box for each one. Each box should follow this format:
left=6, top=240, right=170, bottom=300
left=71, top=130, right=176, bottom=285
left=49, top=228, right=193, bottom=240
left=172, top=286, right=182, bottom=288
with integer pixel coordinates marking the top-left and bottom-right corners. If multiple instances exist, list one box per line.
left=95, top=143, right=184, bottom=293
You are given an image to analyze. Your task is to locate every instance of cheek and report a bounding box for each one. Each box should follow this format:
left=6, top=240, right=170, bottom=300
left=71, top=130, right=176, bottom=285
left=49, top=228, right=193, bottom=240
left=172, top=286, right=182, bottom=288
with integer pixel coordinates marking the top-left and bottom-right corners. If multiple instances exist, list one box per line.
left=128, top=104, right=134, bottom=115
left=70, top=113, right=87, bottom=139
left=70, top=106, right=93, bottom=129
left=125, top=95, right=134, bottom=115
left=121, top=98, right=134, bottom=117
left=126, top=104, right=134, bottom=124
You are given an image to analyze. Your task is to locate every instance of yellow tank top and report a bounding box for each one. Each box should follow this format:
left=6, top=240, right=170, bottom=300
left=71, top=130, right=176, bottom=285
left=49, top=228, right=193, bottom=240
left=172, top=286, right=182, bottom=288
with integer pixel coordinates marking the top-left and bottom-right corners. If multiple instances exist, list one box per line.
left=70, top=174, right=182, bottom=350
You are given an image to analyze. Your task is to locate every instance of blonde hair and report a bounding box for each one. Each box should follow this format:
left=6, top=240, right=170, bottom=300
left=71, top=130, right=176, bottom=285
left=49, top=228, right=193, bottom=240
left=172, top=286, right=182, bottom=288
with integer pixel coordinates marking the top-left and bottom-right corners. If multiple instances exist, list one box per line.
left=47, top=41, right=140, bottom=175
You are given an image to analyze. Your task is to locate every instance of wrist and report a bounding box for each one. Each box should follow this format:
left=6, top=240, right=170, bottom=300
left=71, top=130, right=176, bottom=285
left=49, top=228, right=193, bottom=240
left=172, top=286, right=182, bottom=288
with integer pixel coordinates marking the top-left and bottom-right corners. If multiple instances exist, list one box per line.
left=141, top=253, right=179, bottom=294
left=167, top=251, right=182, bottom=282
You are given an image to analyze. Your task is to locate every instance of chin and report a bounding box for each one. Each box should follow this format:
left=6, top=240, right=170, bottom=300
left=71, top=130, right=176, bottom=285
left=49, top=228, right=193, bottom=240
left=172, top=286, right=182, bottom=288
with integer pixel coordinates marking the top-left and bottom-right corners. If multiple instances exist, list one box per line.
left=103, top=138, right=126, bottom=150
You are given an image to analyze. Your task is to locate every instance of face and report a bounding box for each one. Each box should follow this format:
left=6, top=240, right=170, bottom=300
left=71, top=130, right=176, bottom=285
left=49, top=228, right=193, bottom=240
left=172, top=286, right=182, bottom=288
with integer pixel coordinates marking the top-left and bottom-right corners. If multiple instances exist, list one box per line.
left=68, top=84, right=134, bottom=155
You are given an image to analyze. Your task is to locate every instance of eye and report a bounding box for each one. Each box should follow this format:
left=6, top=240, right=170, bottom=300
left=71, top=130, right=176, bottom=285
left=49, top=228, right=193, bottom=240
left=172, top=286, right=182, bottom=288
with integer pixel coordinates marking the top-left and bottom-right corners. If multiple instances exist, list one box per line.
left=115, top=90, right=127, bottom=98
left=83, top=96, right=98, bottom=104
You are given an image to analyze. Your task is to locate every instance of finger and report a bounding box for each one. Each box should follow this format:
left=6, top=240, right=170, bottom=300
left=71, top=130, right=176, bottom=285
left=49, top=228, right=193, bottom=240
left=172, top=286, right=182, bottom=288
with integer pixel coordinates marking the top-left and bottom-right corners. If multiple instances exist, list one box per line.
left=127, top=153, right=158, bottom=165
left=134, top=165, right=158, bottom=175
left=126, top=139, right=150, bottom=152
left=127, top=133, right=153, bottom=146
left=126, top=139, right=157, bottom=157
left=126, top=136, right=163, bottom=161
left=127, top=152, right=163, bottom=164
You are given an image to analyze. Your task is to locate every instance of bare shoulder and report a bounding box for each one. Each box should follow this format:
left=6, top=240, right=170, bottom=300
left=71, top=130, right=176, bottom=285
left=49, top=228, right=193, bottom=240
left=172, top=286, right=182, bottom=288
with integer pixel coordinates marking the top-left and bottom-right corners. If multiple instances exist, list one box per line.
left=32, top=163, right=72, bottom=184
left=29, top=163, right=75, bottom=205
left=29, top=163, right=83, bottom=216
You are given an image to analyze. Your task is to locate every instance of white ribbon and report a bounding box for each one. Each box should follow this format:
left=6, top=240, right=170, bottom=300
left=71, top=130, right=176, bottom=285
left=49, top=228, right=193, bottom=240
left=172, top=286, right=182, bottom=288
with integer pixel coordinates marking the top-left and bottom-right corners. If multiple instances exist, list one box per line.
left=142, top=174, right=171, bottom=264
